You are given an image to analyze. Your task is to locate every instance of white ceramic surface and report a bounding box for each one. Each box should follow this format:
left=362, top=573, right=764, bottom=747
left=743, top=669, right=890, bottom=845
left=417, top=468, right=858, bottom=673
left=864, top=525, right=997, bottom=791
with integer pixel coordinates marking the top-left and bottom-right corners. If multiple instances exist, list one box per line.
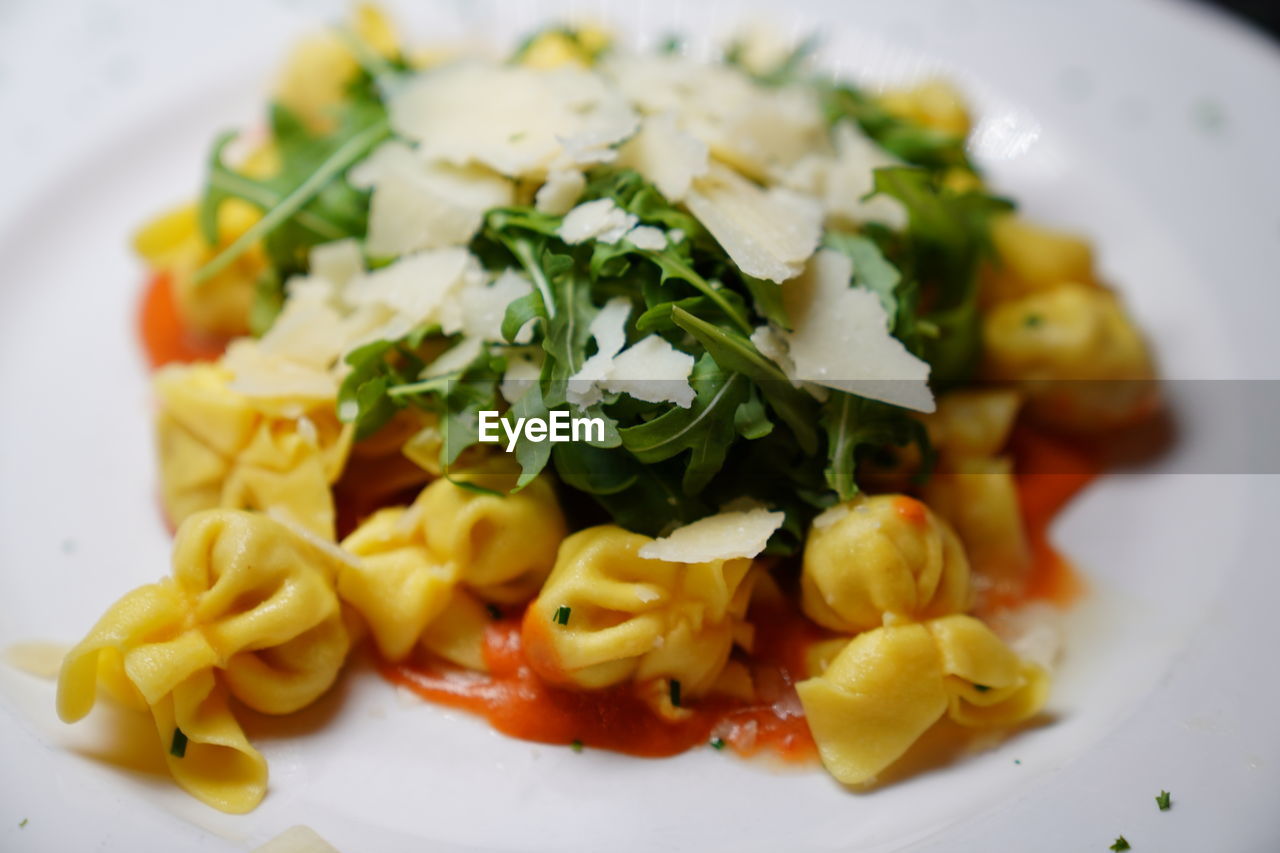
left=1, top=1, right=1278, bottom=850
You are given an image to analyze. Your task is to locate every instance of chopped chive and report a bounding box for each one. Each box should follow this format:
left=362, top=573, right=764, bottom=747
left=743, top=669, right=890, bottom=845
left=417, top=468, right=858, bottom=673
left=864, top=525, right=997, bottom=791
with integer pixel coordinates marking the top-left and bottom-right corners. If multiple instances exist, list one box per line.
left=570, top=739, right=584, bottom=753
left=486, top=603, right=503, bottom=620
left=1024, top=313, right=1043, bottom=328
left=1109, top=836, right=1130, bottom=851
left=170, top=727, right=189, bottom=758
left=710, top=737, right=726, bottom=750
left=1156, top=790, right=1171, bottom=811
left=669, top=679, right=682, bottom=708
left=1014, top=758, right=1022, bottom=765
left=973, top=684, right=991, bottom=693
left=18, top=818, right=28, bottom=828
left=553, top=605, right=571, bottom=626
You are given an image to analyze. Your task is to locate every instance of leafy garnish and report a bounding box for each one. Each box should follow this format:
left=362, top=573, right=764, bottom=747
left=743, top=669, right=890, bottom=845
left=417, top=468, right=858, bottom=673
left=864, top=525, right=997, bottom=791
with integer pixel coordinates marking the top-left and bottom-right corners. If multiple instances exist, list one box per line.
left=170, top=727, right=189, bottom=758
left=196, top=91, right=389, bottom=285
left=1109, top=836, right=1130, bottom=852
left=553, top=605, right=571, bottom=626
left=1156, top=790, right=1171, bottom=811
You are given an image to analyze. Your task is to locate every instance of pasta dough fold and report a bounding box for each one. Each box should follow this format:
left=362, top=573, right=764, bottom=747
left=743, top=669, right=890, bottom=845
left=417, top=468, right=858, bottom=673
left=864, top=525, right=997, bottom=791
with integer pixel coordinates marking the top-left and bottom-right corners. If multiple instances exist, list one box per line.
left=521, top=526, right=756, bottom=697
left=155, top=362, right=352, bottom=538
left=339, top=473, right=566, bottom=664
left=801, top=495, right=970, bottom=633
left=57, top=510, right=352, bottom=812
left=796, top=615, right=1048, bottom=785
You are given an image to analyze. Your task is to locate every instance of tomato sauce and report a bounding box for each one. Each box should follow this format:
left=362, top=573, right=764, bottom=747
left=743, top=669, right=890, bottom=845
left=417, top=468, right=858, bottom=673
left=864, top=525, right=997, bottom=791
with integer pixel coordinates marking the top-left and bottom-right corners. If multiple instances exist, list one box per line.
left=383, top=591, right=820, bottom=763
left=1003, top=427, right=1100, bottom=608
left=138, top=272, right=227, bottom=369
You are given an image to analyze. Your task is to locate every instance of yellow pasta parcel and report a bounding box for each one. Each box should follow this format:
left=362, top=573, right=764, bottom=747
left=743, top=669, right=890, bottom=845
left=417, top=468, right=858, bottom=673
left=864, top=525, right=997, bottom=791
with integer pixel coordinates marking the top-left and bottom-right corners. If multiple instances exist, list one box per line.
left=801, top=495, right=971, bottom=633
left=154, top=361, right=351, bottom=539
left=983, top=282, right=1157, bottom=431
left=339, top=472, right=566, bottom=663
left=797, top=614, right=1047, bottom=785
left=57, top=509, right=353, bottom=812
left=522, top=526, right=757, bottom=698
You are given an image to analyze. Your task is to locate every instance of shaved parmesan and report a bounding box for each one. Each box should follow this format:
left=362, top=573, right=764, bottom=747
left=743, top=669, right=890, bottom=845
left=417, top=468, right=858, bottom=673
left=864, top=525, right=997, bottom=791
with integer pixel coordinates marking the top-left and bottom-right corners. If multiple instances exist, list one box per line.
left=535, top=169, right=586, bottom=215
left=388, top=63, right=637, bottom=179
left=308, top=239, right=363, bottom=287
left=776, top=121, right=906, bottom=228
left=356, top=141, right=513, bottom=256
left=639, top=507, right=785, bottom=563
left=777, top=249, right=934, bottom=412
left=223, top=339, right=338, bottom=403
left=684, top=162, right=821, bottom=283
left=342, top=248, right=474, bottom=336
left=599, top=334, right=696, bottom=407
left=558, top=198, right=638, bottom=245
left=624, top=225, right=667, bottom=250
left=604, top=55, right=824, bottom=182
left=615, top=111, right=708, bottom=201
left=566, top=296, right=631, bottom=407
left=455, top=268, right=534, bottom=343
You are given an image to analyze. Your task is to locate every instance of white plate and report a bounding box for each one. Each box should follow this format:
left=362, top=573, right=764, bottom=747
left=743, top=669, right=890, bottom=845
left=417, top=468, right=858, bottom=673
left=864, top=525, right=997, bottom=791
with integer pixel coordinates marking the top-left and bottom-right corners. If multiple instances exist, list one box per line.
left=2, top=1, right=1278, bottom=850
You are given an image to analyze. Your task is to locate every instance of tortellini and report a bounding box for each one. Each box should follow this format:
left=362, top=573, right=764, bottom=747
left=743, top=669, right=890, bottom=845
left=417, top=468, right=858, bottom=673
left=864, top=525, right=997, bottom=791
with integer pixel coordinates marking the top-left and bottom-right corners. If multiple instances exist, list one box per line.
left=133, top=195, right=267, bottom=339
left=801, top=495, right=971, bottom=633
left=796, top=615, right=1048, bottom=785
left=982, top=214, right=1098, bottom=305
left=154, top=362, right=352, bottom=538
left=920, top=389, right=1030, bottom=584
left=339, top=473, right=566, bottom=664
left=57, top=509, right=352, bottom=812
left=521, top=526, right=756, bottom=698
left=983, top=282, right=1157, bottom=431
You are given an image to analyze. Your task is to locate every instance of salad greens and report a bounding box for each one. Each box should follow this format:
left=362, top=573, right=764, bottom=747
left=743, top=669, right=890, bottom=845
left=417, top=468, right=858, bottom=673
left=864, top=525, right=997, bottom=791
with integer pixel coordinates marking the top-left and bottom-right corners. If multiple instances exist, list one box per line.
left=195, top=28, right=1014, bottom=547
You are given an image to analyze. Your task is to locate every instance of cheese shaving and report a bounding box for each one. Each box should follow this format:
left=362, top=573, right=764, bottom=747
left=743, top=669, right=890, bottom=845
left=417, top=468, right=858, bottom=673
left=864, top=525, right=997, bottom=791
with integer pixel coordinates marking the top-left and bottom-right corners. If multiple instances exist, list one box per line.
left=638, top=507, right=785, bottom=563
left=684, top=162, right=821, bottom=283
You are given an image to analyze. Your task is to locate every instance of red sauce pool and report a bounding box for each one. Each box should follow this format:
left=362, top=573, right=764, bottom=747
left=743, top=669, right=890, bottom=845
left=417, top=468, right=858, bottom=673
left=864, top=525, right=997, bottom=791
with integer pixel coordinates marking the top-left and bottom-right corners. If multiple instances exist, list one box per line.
left=382, top=593, right=822, bottom=762
left=138, top=271, right=227, bottom=368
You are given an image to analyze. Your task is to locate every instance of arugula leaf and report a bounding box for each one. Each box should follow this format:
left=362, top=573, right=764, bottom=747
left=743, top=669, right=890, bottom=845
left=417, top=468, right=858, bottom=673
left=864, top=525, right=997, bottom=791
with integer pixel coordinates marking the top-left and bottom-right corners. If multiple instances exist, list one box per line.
left=196, top=95, right=389, bottom=284
left=671, top=307, right=819, bottom=454
left=870, top=167, right=1011, bottom=384
left=821, top=392, right=929, bottom=501
left=618, top=355, right=750, bottom=494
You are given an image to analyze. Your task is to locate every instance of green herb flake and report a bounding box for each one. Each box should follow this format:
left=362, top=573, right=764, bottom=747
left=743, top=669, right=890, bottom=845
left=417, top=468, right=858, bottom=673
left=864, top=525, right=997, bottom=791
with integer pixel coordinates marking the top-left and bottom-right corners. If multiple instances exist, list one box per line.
left=170, top=727, right=189, bottom=758
left=1023, top=313, right=1043, bottom=328
left=570, top=739, right=584, bottom=753
left=1156, top=790, right=1171, bottom=811
left=710, top=737, right=726, bottom=751
left=669, top=679, right=682, bottom=708
left=973, top=684, right=991, bottom=693
left=553, top=605, right=571, bottom=626
left=1014, top=759, right=1022, bottom=765
left=1109, top=836, right=1130, bottom=851
left=18, top=818, right=28, bottom=828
